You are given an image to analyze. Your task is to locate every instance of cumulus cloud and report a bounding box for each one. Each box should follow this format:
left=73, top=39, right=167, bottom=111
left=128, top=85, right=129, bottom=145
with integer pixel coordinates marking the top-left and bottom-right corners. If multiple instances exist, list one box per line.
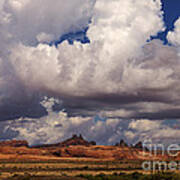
left=167, top=18, right=180, bottom=46
left=1, top=0, right=169, bottom=118
left=128, top=119, right=161, bottom=132
left=0, top=0, right=180, bottom=143
left=1, top=0, right=180, bottom=119
left=9, top=39, right=180, bottom=119
left=126, top=119, right=180, bottom=145
left=2, top=0, right=94, bottom=45
left=0, top=0, right=95, bottom=120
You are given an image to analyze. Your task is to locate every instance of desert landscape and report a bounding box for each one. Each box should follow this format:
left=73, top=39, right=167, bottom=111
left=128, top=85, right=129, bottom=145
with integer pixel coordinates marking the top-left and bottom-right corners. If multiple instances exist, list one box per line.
left=0, top=0, right=180, bottom=179
left=0, top=135, right=180, bottom=179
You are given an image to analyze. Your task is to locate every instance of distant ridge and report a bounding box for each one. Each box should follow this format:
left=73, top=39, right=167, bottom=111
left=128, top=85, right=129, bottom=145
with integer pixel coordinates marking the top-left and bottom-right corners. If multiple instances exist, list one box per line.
left=31, top=134, right=96, bottom=148
left=0, top=140, right=28, bottom=147
left=0, top=136, right=176, bottom=161
left=0, top=136, right=145, bottom=149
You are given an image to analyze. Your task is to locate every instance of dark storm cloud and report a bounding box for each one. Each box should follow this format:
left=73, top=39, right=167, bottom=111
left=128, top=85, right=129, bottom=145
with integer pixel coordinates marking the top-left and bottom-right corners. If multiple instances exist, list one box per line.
left=135, top=108, right=180, bottom=120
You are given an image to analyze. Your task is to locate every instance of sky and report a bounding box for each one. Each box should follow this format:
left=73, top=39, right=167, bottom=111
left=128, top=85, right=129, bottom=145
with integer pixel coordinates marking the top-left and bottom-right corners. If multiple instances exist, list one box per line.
left=0, top=0, right=180, bottom=146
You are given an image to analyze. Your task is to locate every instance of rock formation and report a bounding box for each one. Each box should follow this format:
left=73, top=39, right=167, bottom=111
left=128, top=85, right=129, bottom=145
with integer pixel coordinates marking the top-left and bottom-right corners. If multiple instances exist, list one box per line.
left=115, top=139, right=128, bottom=147
left=33, top=134, right=96, bottom=148
left=59, top=134, right=96, bottom=147
left=134, top=141, right=145, bottom=150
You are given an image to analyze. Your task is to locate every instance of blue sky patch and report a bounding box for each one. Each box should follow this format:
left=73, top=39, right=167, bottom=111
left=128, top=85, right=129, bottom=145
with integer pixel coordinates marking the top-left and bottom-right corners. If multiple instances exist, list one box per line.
left=151, top=0, right=180, bottom=44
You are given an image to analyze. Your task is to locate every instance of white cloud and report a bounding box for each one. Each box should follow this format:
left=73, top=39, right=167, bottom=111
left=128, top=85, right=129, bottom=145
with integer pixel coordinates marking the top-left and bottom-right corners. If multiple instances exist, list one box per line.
left=125, top=119, right=180, bottom=145
left=4, top=0, right=166, bottom=99
left=36, top=33, right=55, bottom=44
left=0, top=0, right=180, bottom=147
left=128, top=119, right=161, bottom=132
left=167, top=18, right=180, bottom=46
left=1, top=0, right=95, bottom=45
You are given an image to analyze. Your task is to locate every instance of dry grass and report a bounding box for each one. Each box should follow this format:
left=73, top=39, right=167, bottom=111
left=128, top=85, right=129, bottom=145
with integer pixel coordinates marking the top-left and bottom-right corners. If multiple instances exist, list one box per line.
left=0, top=158, right=143, bottom=179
